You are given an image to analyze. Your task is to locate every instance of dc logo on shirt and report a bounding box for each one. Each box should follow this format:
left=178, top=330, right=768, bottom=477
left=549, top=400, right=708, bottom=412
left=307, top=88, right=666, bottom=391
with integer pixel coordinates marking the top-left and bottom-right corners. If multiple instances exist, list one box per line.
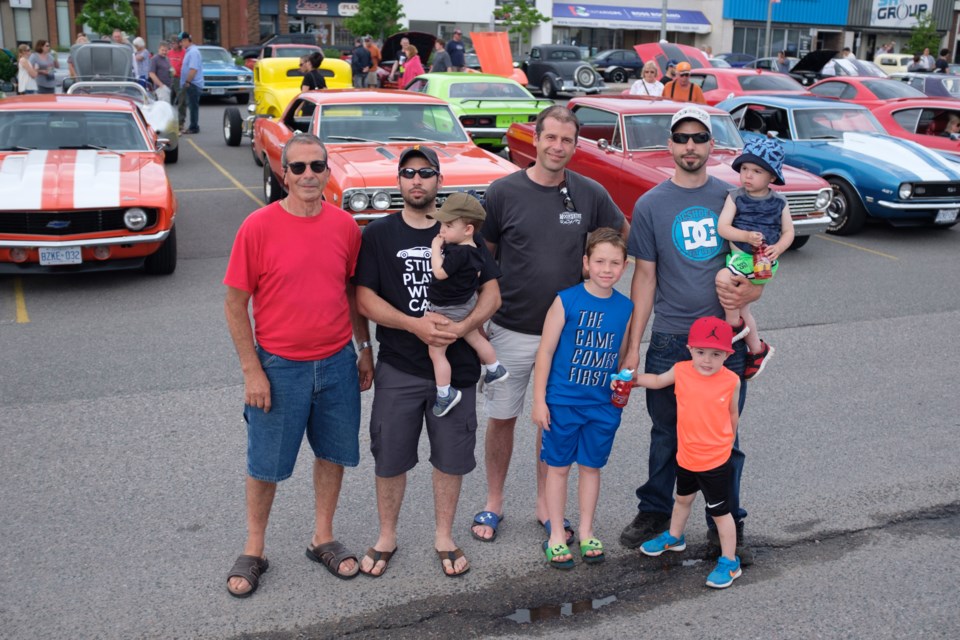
left=672, top=206, right=721, bottom=261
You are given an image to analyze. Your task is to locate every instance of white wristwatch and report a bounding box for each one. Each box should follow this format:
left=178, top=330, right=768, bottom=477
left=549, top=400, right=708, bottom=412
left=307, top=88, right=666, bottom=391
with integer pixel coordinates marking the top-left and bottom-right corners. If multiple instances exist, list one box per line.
left=356, top=340, right=372, bottom=351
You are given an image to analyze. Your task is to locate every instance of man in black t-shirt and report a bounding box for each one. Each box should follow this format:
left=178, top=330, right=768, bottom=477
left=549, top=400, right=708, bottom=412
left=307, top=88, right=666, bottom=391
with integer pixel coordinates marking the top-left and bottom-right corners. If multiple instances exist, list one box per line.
left=355, top=146, right=501, bottom=578
left=351, top=38, right=372, bottom=88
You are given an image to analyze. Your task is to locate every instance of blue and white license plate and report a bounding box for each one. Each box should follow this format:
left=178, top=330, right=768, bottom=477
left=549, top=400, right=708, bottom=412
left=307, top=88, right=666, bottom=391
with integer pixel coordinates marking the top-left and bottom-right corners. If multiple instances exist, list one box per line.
left=935, top=208, right=958, bottom=223
left=39, top=246, right=82, bottom=266
left=211, top=87, right=226, bottom=95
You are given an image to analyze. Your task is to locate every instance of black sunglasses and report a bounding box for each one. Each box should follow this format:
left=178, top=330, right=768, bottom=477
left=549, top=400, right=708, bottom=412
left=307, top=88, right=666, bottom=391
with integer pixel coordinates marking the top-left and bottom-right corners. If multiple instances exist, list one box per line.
left=398, top=167, right=439, bottom=179
left=285, top=160, right=328, bottom=175
left=671, top=132, right=711, bottom=144
left=559, top=184, right=576, bottom=212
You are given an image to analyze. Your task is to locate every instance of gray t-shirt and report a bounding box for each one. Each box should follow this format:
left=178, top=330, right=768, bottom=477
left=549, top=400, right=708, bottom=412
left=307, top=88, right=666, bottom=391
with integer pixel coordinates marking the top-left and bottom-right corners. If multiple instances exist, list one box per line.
left=149, top=54, right=172, bottom=87
left=431, top=50, right=451, bottom=73
left=29, top=53, right=57, bottom=89
left=482, top=169, right=625, bottom=335
left=627, top=176, right=730, bottom=335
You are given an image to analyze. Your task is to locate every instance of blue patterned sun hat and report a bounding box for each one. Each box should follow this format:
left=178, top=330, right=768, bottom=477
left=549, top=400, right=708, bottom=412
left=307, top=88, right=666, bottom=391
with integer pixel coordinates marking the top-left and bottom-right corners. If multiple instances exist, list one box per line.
left=732, top=136, right=786, bottom=185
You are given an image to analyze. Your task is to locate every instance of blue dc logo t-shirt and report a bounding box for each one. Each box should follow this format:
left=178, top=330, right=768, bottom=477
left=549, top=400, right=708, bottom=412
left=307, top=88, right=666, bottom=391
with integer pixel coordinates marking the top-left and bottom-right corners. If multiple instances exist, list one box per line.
left=671, top=206, right=723, bottom=262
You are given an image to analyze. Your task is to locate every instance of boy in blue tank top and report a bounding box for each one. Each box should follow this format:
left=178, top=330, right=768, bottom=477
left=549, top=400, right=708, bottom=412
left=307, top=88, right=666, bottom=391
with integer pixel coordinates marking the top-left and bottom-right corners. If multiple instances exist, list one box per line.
left=531, top=228, right=634, bottom=569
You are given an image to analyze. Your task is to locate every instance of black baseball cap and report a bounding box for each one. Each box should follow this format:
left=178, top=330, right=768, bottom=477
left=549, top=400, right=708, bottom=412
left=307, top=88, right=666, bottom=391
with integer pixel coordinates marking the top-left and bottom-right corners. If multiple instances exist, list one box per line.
left=178, top=32, right=191, bottom=41
left=398, top=145, right=440, bottom=169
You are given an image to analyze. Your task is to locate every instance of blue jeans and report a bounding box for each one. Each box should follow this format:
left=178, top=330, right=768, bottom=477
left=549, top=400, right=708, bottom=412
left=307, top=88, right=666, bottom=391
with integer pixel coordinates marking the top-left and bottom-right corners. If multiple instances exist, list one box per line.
left=243, top=343, right=361, bottom=482
left=635, top=331, right=748, bottom=524
left=183, top=82, right=201, bottom=132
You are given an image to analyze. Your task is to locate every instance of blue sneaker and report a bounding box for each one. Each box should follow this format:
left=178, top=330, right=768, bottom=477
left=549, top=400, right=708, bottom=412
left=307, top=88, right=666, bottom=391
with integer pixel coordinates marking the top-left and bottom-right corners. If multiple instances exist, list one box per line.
left=639, top=531, right=686, bottom=557
left=706, top=556, right=742, bottom=589
left=483, top=364, right=509, bottom=386
left=432, top=389, right=462, bottom=417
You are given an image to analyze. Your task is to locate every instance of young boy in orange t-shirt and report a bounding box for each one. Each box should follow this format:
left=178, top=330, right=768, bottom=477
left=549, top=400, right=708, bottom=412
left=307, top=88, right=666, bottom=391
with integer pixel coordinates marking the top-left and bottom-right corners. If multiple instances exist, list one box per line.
left=630, top=316, right=743, bottom=589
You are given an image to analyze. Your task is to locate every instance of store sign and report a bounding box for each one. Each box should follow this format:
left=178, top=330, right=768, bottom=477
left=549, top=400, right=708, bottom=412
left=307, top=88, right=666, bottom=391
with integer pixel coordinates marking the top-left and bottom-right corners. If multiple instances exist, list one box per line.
left=10, top=0, right=33, bottom=8
left=870, top=0, right=930, bottom=28
left=339, top=3, right=359, bottom=16
left=288, top=0, right=358, bottom=16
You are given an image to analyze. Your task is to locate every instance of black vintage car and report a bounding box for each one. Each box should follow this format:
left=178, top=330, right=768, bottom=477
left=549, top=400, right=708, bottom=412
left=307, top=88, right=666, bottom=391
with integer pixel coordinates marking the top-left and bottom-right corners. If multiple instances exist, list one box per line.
left=522, top=44, right=602, bottom=98
left=593, top=48, right=645, bottom=83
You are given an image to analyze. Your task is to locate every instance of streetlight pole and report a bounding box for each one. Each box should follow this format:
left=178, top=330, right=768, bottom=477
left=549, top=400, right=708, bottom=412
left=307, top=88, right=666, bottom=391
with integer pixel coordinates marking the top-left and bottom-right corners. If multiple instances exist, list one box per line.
left=765, top=0, right=780, bottom=58
left=660, top=0, right=668, bottom=42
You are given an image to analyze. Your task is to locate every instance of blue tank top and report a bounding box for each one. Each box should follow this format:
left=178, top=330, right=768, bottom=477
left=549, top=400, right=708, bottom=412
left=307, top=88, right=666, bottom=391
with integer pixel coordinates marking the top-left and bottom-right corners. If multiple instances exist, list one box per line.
left=731, top=187, right=786, bottom=253
left=546, top=283, right=634, bottom=406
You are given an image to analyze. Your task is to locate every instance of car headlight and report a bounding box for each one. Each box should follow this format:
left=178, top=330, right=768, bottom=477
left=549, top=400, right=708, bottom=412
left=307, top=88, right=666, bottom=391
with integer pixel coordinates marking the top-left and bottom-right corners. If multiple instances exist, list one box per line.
left=348, top=192, right=369, bottom=211
left=123, top=207, right=148, bottom=231
left=815, top=188, right=832, bottom=210
left=898, top=183, right=912, bottom=199
left=371, top=192, right=391, bottom=210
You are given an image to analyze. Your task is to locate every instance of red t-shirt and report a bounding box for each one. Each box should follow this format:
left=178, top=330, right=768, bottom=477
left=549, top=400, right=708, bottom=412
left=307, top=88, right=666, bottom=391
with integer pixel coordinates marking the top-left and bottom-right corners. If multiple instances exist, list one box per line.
left=674, top=360, right=739, bottom=471
left=167, top=48, right=185, bottom=76
left=224, top=201, right=361, bottom=361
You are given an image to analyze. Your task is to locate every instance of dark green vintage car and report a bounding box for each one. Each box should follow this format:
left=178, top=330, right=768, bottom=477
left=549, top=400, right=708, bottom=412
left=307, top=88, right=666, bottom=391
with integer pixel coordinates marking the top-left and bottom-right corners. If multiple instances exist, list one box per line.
left=404, top=72, right=553, bottom=150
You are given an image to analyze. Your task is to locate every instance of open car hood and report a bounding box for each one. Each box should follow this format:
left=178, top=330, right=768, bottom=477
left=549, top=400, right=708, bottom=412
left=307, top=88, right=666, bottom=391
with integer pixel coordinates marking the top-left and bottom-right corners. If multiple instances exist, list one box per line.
left=791, top=50, right=838, bottom=74
left=381, top=31, right=435, bottom=67
left=633, top=43, right=710, bottom=76
left=71, top=43, right=135, bottom=81
left=470, top=31, right=527, bottom=85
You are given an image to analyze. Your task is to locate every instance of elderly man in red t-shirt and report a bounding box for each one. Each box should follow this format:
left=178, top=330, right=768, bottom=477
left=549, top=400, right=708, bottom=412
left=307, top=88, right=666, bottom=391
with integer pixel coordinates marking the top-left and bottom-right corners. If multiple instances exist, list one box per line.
left=223, top=134, right=374, bottom=598
left=166, top=38, right=186, bottom=126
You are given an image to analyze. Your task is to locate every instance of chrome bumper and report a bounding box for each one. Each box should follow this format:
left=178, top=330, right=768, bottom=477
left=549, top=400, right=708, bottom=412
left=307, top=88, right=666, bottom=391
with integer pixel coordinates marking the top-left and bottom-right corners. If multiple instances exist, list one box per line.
left=0, top=229, right=171, bottom=248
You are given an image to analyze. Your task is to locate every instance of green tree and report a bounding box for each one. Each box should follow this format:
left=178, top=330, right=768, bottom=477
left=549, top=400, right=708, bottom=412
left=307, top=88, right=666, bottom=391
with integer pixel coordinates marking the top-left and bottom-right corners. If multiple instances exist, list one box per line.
left=904, top=12, right=942, bottom=56
left=75, top=0, right=139, bottom=39
left=0, top=50, right=16, bottom=84
left=345, top=0, right=405, bottom=43
left=493, top=0, right=550, bottom=58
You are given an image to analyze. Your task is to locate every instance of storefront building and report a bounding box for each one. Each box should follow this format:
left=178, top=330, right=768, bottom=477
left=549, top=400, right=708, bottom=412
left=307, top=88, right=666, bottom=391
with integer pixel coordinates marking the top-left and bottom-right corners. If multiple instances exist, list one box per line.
left=846, top=0, right=953, bottom=60
left=723, top=0, right=849, bottom=60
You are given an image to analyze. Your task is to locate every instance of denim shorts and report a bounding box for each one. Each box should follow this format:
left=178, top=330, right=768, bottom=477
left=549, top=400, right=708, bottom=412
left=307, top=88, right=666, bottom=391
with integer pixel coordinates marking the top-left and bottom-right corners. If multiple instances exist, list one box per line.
left=244, top=343, right=361, bottom=482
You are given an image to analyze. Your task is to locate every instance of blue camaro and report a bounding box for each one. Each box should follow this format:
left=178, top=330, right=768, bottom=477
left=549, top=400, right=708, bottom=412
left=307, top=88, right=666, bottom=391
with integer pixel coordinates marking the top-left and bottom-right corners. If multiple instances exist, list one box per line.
left=717, top=95, right=960, bottom=235
left=198, top=45, right=253, bottom=104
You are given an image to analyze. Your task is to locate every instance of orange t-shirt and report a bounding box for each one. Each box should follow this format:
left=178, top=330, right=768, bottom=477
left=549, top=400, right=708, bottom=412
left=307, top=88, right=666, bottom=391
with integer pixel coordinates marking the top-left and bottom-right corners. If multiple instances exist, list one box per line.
left=674, top=360, right=739, bottom=471
left=663, top=80, right=707, bottom=104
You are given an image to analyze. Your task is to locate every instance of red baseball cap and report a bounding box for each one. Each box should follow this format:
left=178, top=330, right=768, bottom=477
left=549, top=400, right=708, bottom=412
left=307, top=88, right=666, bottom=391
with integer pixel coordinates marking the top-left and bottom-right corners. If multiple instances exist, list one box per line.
left=687, top=317, right=734, bottom=353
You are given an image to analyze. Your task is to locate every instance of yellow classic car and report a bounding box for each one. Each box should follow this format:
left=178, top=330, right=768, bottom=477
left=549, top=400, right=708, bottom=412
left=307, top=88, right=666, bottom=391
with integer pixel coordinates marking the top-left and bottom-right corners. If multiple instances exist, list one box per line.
left=222, top=56, right=351, bottom=153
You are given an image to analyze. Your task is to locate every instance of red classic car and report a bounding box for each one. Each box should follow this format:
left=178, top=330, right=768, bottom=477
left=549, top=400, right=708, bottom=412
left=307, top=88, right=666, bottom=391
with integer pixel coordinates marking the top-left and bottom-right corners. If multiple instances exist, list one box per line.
left=505, top=97, right=832, bottom=248
left=870, top=98, right=960, bottom=158
left=808, top=76, right=927, bottom=108
left=252, top=89, right=517, bottom=222
left=688, top=68, right=809, bottom=106
left=0, top=95, right=178, bottom=274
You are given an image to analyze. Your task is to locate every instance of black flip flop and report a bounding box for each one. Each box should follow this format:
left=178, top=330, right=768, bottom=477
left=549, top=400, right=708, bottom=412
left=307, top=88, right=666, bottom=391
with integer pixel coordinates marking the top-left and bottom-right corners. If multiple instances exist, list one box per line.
left=226, top=554, right=269, bottom=598
left=359, top=547, right=398, bottom=578
left=306, top=540, right=360, bottom=580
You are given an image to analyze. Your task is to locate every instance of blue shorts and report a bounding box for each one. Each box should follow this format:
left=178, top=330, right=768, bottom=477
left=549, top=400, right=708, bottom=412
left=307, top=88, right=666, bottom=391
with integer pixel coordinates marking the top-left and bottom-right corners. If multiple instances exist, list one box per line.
left=539, top=403, right=623, bottom=469
left=243, top=343, right=361, bottom=482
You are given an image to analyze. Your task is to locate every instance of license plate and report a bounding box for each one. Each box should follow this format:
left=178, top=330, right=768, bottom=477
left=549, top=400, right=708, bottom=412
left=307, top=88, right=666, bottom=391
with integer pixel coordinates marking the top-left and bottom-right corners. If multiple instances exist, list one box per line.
left=39, top=246, right=82, bottom=265
left=496, top=115, right=530, bottom=127
left=935, top=208, right=958, bottom=223
left=211, top=87, right=226, bottom=95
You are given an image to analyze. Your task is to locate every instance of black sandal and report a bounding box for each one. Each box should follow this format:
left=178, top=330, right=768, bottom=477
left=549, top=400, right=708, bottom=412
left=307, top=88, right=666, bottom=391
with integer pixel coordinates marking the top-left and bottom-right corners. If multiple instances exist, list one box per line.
left=306, top=540, right=360, bottom=580
left=226, top=554, right=269, bottom=598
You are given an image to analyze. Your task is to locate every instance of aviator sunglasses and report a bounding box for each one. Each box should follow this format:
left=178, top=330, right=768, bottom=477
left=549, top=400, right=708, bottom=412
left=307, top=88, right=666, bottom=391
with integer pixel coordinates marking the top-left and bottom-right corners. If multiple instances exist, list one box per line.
left=285, top=160, right=328, bottom=175
left=398, top=167, right=440, bottom=179
left=559, top=183, right=576, bottom=212
left=671, top=131, right=711, bottom=144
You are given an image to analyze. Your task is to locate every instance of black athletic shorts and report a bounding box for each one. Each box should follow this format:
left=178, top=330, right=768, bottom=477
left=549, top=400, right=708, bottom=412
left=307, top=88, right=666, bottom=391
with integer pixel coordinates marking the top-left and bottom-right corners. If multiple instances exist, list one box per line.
left=676, top=458, right=732, bottom=517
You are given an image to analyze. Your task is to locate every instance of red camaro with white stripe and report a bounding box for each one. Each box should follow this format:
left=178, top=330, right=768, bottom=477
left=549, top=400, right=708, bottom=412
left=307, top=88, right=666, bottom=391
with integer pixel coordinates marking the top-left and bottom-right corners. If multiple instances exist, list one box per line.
left=0, top=95, right=178, bottom=274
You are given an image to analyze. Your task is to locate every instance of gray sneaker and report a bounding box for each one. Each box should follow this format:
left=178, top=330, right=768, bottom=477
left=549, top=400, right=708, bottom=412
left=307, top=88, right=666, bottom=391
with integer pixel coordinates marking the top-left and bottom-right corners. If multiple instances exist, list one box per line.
left=483, top=364, right=509, bottom=387
left=706, top=521, right=754, bottom=566
left=620, top=511, right=671, bottom=549
left=432, top=389, right=462, bottom=417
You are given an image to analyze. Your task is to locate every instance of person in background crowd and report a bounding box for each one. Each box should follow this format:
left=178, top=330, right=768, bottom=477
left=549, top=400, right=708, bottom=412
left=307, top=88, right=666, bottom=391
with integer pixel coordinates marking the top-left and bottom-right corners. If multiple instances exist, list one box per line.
left=301, top=52, right=327, bottom=91
left=389, top=37, right=410, bottom=83
left=16, top=44, right=38, bottom=95
left=431, top=39, right=452, bottom=73
left=178, top=32, right=204, bottom=134
left=921, top=47, right=935, bottom=71
left=662, top=62, right=706, bottom=104
left=167, top=36, right=186, bottom=127
left=364, top=35, right=381, bottom=88
left=133, top=37, right=151, bottom=87
left=446, top=29, right=466, bottom=72
left=29, top=40, right=59, bottom=95
left=112, top=29, right=131, bottom=48
left=351, top=38, right=372, bottom=88
left=149, top=41, right=174, bottom=102
left=842, top=47, right=856, bottom=61
left=661, top=60, right=677, bottom=85
left=773, top=51, right=790, bottom=73
left=630, top=61, right=664, bottom=96
left=935, top=48, right=950, bottom=73
left=907, top=54, right=925, bottom=73
left=400, top=44, right=424, bottom=88
left=67, top=33, right=89, bottom=78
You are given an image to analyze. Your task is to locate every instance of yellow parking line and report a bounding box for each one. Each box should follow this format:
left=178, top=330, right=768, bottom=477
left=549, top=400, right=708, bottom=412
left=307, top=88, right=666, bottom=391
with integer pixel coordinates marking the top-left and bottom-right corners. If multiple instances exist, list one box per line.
left=815, top=234, right=899, bottom=261
left=184, top=138, right=264, bottom=208
left=13, top=277, right=29, bottom=323
left=175, top=186, right=262, bottom=193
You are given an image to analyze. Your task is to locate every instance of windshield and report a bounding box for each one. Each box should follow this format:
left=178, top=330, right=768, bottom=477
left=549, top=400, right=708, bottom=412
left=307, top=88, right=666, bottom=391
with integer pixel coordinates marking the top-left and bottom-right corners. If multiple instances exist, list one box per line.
left=201, top=48, right=234, bottom=65
left=274, top=46, right=317, bottom=59
left=861, top=79, right=925, bottom=100
left=793, top=108, right=885, bottom=139
left=623, top=113, right=743, bottom=151
left=448, top=81, right=532, bottom=99
left=933, top=76, right=960, bottom=97
left=737, top=74, right=804, bottom=91
left=0, top=111, right=150, bottom=151
left=317, top=103, right=469, bottom=143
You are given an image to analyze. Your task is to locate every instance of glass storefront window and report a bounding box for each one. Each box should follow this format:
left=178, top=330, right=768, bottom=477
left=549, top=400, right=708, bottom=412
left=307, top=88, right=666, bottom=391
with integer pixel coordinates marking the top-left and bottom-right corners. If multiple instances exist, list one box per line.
left=202, top=5, right=221, bottom=45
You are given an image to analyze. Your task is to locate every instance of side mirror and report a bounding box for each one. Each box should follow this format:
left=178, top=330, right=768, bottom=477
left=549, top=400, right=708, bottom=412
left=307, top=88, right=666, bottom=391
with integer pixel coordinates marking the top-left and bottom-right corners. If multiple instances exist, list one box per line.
left=156, top=137, right=170, bottom=151
left=598, top=138, right=609, bottom=150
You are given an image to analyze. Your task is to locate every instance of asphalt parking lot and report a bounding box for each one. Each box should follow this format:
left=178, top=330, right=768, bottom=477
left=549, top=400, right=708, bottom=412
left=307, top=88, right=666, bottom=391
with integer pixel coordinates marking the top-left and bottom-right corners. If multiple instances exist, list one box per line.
left=1, top=101, right=959, bottom=639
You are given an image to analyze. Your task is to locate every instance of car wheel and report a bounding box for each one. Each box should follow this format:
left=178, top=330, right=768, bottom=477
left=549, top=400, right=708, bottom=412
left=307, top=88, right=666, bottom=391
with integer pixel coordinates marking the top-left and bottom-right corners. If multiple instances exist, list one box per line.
left=611, top=68, right=627, bottom=83
left=788, top=235, right=810, bottom=250
left=236, top=92, right=250, bottom=105
left=826, top=179, right=866, bottom=236
left=541, top=76, right=556, bottom=99
left=163, top=144, right=179, bottom=164
left=144, top=225, right=177, bottom=275
left=264, top=161, right=283, bottom=203
left=223, top=108, right=243, bottom=146
left=575, top=64, right=598, bottom=89
left=252, top=142, right=263, bottom=167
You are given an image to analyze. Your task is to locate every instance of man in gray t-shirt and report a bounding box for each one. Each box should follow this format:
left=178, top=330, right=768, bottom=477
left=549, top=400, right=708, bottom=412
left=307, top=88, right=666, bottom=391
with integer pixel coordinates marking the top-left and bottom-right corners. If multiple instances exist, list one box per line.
left=471, top=105, right=627, bottom=544
left=619, top=105, right=759, bottom=564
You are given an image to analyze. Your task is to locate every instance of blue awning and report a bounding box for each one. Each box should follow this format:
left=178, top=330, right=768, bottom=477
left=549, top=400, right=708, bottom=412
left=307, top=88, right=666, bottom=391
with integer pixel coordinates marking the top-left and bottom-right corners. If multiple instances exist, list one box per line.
left=552, top=4, right=711, bottom=34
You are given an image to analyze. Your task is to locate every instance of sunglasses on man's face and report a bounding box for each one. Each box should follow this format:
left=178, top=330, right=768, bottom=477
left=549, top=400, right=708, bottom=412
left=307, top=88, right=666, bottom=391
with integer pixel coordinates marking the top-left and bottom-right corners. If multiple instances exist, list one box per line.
left=671, top=132, right=711, bottom=144
left=285, top=160, right=328, bottom=175
left=678, top=72, right=690, bottom=77
left=398, top=167, right=439, bottom=179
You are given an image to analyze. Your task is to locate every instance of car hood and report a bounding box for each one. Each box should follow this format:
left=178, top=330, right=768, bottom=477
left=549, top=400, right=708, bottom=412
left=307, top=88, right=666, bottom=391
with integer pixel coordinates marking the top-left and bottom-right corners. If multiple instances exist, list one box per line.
left=791, top=50, right=838, bottom=74
left=381, top=31, right=435, bottom=67
left=821, top=132, right=960, bottom=180
left=205, top=64, right=250, bottom=74
left=329, top=143, right=515, bottom=187
left=633, top=43, right=710, bottom=75
left=0, top=150, right=167, bottom=210
left=71, top=43, right=135, bottom=80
